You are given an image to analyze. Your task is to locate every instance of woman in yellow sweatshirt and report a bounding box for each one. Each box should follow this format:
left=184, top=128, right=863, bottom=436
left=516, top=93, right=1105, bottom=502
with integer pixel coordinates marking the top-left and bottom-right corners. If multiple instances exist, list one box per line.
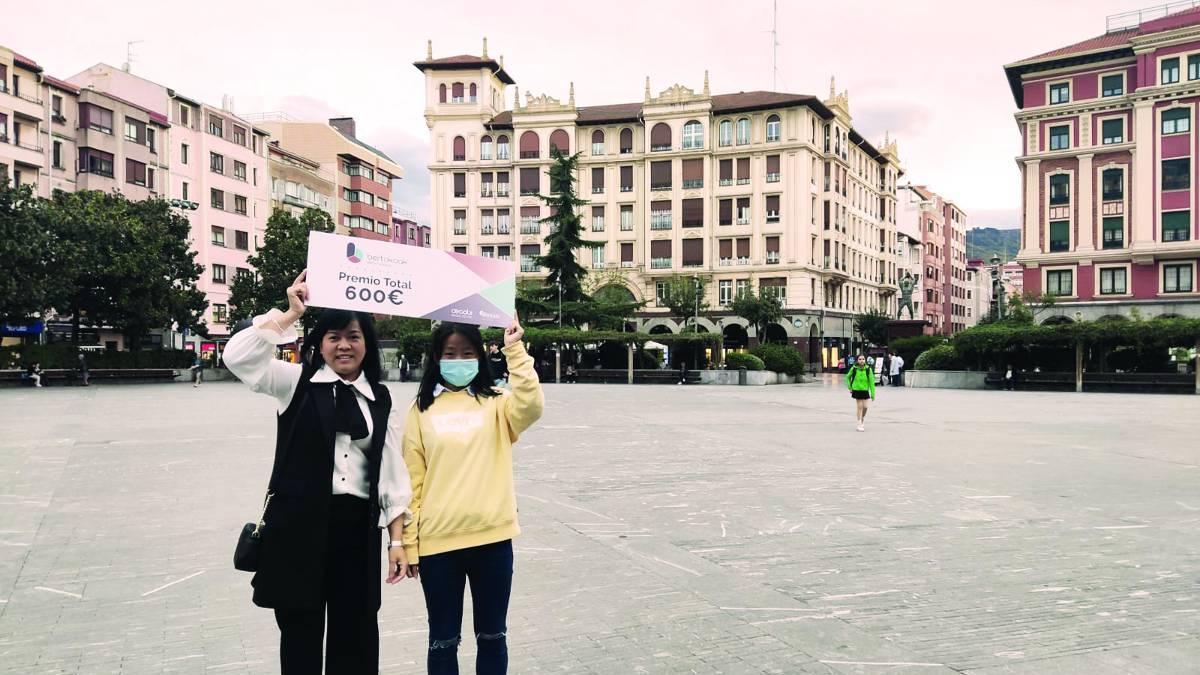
left=402, top=319, right=544, bottom=675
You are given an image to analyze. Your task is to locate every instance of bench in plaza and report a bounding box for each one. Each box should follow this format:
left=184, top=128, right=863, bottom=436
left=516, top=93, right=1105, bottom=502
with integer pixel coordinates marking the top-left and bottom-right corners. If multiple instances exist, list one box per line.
left=985, top=370, right=1193, bottom=394
left=0, top=368, right=179, bottom=387
left=572, top=368, right=702, bottom=385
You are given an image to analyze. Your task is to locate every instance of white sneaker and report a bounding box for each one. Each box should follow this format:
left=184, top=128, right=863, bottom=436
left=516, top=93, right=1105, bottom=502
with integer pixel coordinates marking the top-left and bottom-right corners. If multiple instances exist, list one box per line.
left=856, top=423, right=865, bottom=432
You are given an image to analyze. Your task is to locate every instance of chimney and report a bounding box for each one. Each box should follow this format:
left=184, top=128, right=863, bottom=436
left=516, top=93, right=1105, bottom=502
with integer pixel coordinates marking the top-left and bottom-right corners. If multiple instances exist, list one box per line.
left=330, top=117, right=356, bottom=138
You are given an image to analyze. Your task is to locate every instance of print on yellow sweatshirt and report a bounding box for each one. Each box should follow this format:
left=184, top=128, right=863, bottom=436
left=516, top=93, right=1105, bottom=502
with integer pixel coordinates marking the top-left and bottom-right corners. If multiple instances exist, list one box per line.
left=402, top=342, right=544, bottom=562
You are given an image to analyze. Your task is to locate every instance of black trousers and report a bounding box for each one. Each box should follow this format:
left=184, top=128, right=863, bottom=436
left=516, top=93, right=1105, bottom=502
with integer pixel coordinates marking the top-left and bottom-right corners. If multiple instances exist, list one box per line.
left=273, top=495, right=379, bottom=675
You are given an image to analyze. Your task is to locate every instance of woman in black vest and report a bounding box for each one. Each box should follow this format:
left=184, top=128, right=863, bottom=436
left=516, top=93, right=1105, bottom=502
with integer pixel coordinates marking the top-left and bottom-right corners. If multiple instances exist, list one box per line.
left=224, top=271, right=413, bottom=674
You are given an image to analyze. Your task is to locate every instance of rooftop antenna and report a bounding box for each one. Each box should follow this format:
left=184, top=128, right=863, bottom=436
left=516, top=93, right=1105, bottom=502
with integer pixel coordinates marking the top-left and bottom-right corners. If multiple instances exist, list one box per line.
left=123, top=40, right=143, bottom=73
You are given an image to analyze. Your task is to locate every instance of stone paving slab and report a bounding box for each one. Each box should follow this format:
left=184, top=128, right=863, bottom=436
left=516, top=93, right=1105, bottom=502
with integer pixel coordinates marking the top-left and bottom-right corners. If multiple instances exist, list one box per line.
left=0, top=380, right=1197, bottom=673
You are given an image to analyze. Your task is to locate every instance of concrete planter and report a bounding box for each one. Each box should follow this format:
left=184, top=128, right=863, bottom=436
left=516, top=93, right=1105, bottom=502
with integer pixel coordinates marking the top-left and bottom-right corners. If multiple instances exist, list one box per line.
left=906, top=370, right=987, bottom=390
left=700, top=370, right=801, bottom=385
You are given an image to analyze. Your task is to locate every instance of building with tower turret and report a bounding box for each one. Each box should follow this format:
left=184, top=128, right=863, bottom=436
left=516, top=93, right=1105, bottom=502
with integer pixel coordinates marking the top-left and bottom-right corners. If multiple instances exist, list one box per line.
left=417, top=40, right=904, bottom=367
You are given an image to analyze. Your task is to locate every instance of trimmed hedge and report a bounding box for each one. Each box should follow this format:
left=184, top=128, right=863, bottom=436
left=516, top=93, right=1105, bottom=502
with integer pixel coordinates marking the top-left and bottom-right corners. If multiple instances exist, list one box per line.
left=392, top=326, right=722, bottom=361
left=913, top=344, right=963, bottom=370
left=750, top=344, right=805, bottom=376
left=725, top=352, right=765, bottom=371
left=0, top=344, right=195, bottom=369
left=890, top=335, right=946, bottom=367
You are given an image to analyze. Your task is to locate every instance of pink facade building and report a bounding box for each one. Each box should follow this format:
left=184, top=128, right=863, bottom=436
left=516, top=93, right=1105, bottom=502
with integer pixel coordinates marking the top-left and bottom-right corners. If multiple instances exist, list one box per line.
left=898, top=185, right=968, bottom=334
left=1005, top=5, right=1200, bottom=322
left=68, top=64, right=271, bottom=343
left=391, top=207, right=431, bottom=248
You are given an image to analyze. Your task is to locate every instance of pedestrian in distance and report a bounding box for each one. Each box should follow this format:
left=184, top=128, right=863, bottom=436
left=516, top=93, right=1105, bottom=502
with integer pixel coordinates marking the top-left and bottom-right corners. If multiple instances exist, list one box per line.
left=846, top=353, right=876, bottom=432
left=27, top=361, right=44, bottom=387
left=223, top=270, right=414, bottom=675
left=564, top=364, right=578, bottom=383
left=77, top=352, right=90, bottom=386
left=487, top=342, right=508, bottom=386
left=889, top=351, right=905, bottom=386
left=1004, top=364, right=1016, bottom=391
left=403, top=318, right=544, bottom=675
left=881, top=352, right=892, bottom=386
left=190, top=353, right=205, bottom=387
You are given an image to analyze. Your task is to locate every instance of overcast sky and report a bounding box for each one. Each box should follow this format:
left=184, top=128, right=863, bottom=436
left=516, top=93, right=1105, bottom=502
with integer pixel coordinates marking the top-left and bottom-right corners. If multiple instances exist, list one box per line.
left=8, top=0, right=1149, bottom=229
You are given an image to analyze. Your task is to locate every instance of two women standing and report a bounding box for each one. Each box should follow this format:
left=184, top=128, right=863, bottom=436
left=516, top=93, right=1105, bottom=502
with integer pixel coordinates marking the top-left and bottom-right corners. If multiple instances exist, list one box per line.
left=226, top=271, right=543, bottom=674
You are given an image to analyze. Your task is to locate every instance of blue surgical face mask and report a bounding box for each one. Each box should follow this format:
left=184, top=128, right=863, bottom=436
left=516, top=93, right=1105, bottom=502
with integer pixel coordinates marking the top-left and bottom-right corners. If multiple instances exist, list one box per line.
left=440, top=358, right=479, bottom=388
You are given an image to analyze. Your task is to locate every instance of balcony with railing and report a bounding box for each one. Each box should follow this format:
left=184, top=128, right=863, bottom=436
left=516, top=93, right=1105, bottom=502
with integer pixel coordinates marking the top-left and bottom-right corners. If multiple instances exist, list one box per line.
left=766, top=172, right=780, bottom=183
left=682, top=179, right=703, bottom=190
left=620, top=218, right=634, bottom=231
left=719, top=178, right=734, bottom=186
left=766, top=211, right=780, bottom=223
left=592, top=217, right=605, bottom=232
left=651, top=144, right=672, bottom=152
left=651, top=182, right=672, bottom=192
left=766, top=252, right=780, bottom=264
left=481, top=225, right=494, bottom=235
left=498, top=222, right=511, bottom=235
left=737, top=177, right=751, bottom=185
left=481, top=186, right=493, bottom=198
left=592, top=143, right=605, bottom=155
left=520, top=260, right=540, bottom=272
left=453, top=220, right=467, bottom=236
left=520, top=150, right=539, bottom=159
left=521, top=218, right=541, bottom=235
left=651, top=257, right=672, bottom=269
left=497, top=147, right=510, bottom=160
left=592, top=186, right=604, bottom=194
left=650, top=211, right=672, bottom=230
left=620, top=184, right=633, bottom=193
left=736, top=216, right=750, bottom=225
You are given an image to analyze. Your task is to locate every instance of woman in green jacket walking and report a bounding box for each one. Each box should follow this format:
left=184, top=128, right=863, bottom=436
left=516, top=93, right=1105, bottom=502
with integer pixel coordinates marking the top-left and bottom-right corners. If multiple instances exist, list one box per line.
left=845, top=354, right=876, bottom=432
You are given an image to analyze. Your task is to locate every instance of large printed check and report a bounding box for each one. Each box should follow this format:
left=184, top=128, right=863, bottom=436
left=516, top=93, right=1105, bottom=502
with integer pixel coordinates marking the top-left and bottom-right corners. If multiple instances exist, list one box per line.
left=305, top=231, right=516, bottom=327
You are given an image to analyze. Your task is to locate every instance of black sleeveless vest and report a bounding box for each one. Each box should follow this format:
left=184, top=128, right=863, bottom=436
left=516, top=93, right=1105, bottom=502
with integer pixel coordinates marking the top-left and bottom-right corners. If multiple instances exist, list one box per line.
left=251, top=370, right=392, bottom=610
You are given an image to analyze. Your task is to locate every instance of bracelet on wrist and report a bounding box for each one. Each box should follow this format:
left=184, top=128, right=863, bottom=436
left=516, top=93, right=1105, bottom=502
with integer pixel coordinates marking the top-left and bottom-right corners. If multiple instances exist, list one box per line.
left=388, top=541, right=404, bottom=549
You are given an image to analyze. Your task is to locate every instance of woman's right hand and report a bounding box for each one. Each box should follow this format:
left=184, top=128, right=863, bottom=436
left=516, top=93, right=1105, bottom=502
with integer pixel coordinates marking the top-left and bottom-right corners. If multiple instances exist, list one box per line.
left=285, top=270, right=308, bottom=318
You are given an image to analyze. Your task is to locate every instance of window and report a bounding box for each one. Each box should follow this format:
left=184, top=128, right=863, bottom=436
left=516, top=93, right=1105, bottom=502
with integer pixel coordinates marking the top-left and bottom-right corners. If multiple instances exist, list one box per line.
left=147, top=128, right=156, bottom=153
left=1102, top=217, right=1124, bottom=249
left=619, top=128, right=633, bottom=154
left=208, top=114, right=224, bottom=136
left=1162, top=57, right=1181, bottom=85
left=719, top=120, right=733, bottom=147
left=1099, top=267, right=1127, bottom=295
left=210, top=152, right=224, bottom=174
left=520, top=245, right=540, bottom=273
left=682, top=121, right=703, bottom=149
left=212, top=264, right=227, bottom=284
left=650, top=200, right=672, bottom=230
left=1162, top=158, right=1190, bottom=190
left=124, top=119, right=141, bottom=142
left=235, top=195, right=247, bottom=215
left=766, top=155, right=780, bottom=182
left=1049, top=82, right=1069, bottom=104
left=1048, top=125, right=1069, bottom=151
left=82, top=104, right=113, bottom=134
left=234, top=161, right=247, bottom=181
left=182, top=182, right=189, bottom=200
left=719, top=159, right=733, bottom=186
left=80, top=148, right=114, bottom=176
left=454, top=173, right=466, bottom=198
left=1162, top=107, right=1191, bottom=134
left=498, top=208, right=510, bottom=234
left=766, top=114, right=781, bottom=142
left=736, top=118, right=750, bottom=144
left=453, top=209, right=467, bottom=235
left=591, top=129, right=605, bottom=155
left=235, top=230, right=249, bottom=250
left=1164, top=263, right=1194, bottom=292
left=1101, top=74, right=1123, bottom=97
left=1101, top=119, right=1123, bottom=144
left=520, top=206, right=540, bottom=234
left=520, top=167, right=539, bottom=195
left=1049, top=174, right=1070, bottom=205
left=180, top=105, right=190, bottom=126
left=453, top=136, right=466, bottom=161
left=125, top=158, right=147, bottom=186
left=650, top=123, right=672, bottom=151
left=1049, top=220, right=1070, bottom=252
left=719, top=199, right=732, bottom=226
left=682, top=198, right=703, bottom=227
left=592, top=205, right=605, bottom=232
left=470, top=83, right=477, bottom=102
left=236, top=267, right=251, bottom=282
left=620, top=165, right=633, bottom=192
left=233, top=125, right=246, bottom=146
left=481, top=209, right=495, bottom=234
left=620, top=242, right=633, bottom=266
left=1046, top=269, right=1073, bottom=296
left=1162, top=210, right=1191, bottom=241
left=592, top=167, right=605, bottom=194
left=719, top=280, right=733, bottom=306
left=592, top=245, right=606, bottom=269
left=52, top=141, right=62, bottom=169
left=650, top=160, right=671, bottom=190
left=51, top=94, right=63, bottom=118
left=497, top=135, right=510, bottom=159
left=620, top=204, right=634, bottom=230
left=549, top=129, right=569, bottom=155
left=519, top=131, right=539, bottom=159
left=1102, top=168, right=1123, bottom=201
left=765, top=195, right=780, bottom=222
left=681, top=239, right=703, bottom=268
left=211, top=188, right=224, bottom=210
left=481, top=135, right=493, bottom=160
left=650, top=240, right=672, bottom=269
left=181, top=144, right=189, bottom=164
left=682, top=158, right=703, bottom=189
left=211, top=226, right=226, bottom=246
left=212, top=304, right=228, bottom=324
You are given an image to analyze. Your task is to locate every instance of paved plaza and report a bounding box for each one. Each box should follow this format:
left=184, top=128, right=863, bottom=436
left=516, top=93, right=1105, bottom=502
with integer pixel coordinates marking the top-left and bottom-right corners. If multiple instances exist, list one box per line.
left=0, top=379, right=1197, bottom=674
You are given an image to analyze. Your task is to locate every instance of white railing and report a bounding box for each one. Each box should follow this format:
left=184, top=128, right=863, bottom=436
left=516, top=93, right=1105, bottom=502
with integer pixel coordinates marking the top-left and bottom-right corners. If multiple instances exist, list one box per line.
left=1107, top=1, right=1200, bottom=32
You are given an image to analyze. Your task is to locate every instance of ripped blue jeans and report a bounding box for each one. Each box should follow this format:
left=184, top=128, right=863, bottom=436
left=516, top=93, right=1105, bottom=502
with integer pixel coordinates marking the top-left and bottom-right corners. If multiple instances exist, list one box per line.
left=419, top=539, right=513, bottom=675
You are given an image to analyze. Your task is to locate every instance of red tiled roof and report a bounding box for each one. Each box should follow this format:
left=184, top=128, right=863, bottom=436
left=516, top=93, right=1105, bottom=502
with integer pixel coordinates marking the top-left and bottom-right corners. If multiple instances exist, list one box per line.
left=711, top=91, right=826, bottom=116
left=485, top=111, right=512, bottom=129
left=413, top=54, right=515, bottom=84
left=576, top=102, right=642, bottom=124
left=1011, top=6, right=1200, bottom=66
left=11, top=51, right=42, bottom=72
left=910, top=185, right=935, bottom=200
left=42, top=75, right=79, bottom=94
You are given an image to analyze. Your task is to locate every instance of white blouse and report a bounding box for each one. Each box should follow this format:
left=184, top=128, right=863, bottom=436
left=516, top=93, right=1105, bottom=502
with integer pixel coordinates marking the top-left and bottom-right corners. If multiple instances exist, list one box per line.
left=223, top=309, right=412, bottom=528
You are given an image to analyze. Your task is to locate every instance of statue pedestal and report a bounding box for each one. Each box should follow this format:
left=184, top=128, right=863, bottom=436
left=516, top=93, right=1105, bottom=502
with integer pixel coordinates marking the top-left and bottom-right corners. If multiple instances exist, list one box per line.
left=886, top=320, right=930, bottom=341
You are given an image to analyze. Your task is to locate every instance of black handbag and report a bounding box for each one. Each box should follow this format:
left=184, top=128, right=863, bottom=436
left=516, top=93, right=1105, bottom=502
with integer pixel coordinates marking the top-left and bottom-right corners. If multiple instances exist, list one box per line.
left=233, top=491, right=274, bottom=572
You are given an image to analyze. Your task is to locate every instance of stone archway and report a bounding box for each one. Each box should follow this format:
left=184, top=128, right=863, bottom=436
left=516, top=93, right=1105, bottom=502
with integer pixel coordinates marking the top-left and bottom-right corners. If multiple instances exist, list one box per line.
left=1042, top=315, right=1074, bottom=325
left=723, top=323, right=749, bottom=351
left=763, top=323, right=789, bottom=345
left=808, top=323, right=820, bottom=364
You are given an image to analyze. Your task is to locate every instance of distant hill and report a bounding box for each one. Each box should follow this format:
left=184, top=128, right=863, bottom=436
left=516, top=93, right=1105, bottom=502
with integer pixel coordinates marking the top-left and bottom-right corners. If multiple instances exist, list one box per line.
left=966, top=227, right=1020, bottom=262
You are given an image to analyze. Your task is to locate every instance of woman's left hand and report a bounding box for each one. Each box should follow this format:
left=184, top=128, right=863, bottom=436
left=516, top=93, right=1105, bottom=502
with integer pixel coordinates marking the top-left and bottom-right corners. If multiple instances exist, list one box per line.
left=386, top=547, right=410, bottom=584
left=503, top=320, right=524, bottom=348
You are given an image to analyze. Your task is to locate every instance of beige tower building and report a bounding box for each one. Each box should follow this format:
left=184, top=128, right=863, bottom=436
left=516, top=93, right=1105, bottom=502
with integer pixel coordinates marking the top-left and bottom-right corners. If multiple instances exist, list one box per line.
left=416, top=41, right=903, bottom=365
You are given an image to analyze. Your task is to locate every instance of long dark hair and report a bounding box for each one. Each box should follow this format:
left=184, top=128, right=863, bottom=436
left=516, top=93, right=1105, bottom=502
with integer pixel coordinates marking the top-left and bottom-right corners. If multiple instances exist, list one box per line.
left=300, top=309, right=382, bottom=384
left=417, top=322, right=501, bottom=411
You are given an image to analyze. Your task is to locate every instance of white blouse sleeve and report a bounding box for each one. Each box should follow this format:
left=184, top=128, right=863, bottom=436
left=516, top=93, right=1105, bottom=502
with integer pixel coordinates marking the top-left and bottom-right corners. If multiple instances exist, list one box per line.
left=377, top=404, right=414, bottom=528
left=222, top=309, right=303, bottom=412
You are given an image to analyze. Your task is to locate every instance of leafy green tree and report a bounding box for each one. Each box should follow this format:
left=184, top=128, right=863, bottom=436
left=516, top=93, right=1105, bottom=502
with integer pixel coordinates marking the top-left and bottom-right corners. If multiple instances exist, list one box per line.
left=656, top=275, right=710, bottom=331
left=0, top=180, right=61, bottom=325
left=854, top=309, right=891, bottom=346
left=229, top=208, right=335, bottom=324
left=730, top=289, right=784, bottom=342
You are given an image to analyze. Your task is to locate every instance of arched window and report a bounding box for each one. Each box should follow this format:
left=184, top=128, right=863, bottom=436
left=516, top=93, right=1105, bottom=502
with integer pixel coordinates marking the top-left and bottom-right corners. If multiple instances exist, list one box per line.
left=719, top=119, right=733, bottom=147
left=497, top=134, right=510, bottom=160
left=682, top=120, right=703, bottom=149
left=452, top=136, right=466, bottom=161
left=736, top=118, right=750, bottom=145
left=481, top=135, right=493, bottom=161
left=650, top=123, right=672, bottom=151
left=549, top=129, right=570, bottom=155
left=619, top=128, right=633, bottom=154
left=451, top=82, right=464, bottom=102
left=766, top=114, right=781, bottom=142
left=469, top=83, right=477, bottom=102
left=591, top=129, right=605, bottom=155
left=439, top=84, right=447, bottom=103
left=519, top=131, right=539, bottom=159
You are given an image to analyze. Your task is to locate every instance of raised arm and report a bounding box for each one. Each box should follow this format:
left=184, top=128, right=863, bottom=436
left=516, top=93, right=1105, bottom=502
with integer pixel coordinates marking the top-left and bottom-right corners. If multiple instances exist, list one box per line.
left=500, top=320, right=544, bottom=440
left=222, top=270, right=308, bottom=410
